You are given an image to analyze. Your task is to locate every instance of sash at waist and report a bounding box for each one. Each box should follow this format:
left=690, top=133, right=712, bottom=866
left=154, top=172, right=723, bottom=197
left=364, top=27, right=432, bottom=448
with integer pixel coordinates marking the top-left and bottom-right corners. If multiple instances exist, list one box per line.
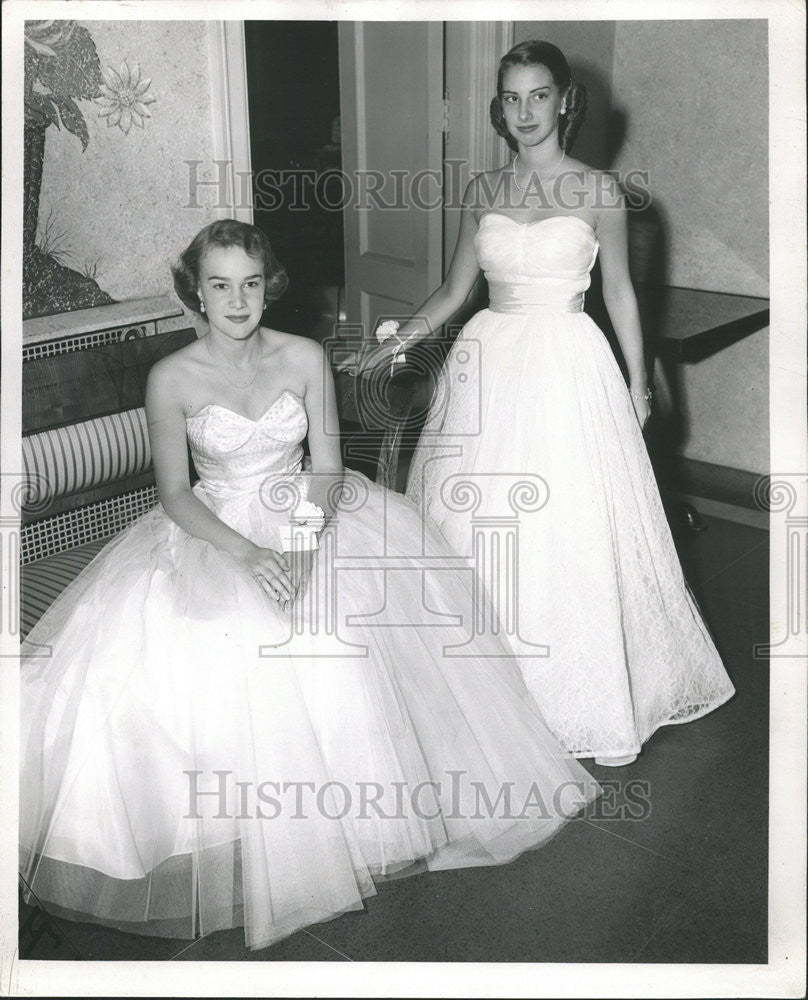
left=488, top=282, right=585, bottom=314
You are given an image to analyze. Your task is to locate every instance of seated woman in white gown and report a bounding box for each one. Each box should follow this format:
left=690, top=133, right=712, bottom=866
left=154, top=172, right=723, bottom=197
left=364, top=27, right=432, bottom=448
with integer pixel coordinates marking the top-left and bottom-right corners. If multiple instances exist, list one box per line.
left=350, top=40, right=735, bottom=767
left=19, top=219, right=600, bottom=952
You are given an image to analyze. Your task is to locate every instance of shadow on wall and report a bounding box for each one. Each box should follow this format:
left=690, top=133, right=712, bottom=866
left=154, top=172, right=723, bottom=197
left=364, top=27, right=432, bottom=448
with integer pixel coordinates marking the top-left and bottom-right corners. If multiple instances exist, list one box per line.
left=573, top=89, right=683, bottom=479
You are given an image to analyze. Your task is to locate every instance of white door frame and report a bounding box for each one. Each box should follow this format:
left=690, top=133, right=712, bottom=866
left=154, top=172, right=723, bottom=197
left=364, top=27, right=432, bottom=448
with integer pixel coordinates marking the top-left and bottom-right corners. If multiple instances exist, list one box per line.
left=207, top=21, right=253, bottom=223
left=443, top=21, right=513, bottom=269
left=214, top=21, right=515, bottom=253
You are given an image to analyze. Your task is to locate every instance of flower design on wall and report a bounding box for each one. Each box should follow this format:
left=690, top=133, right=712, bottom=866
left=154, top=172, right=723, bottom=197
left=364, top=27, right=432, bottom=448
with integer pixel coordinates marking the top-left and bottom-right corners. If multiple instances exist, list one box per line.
left=96, top=61, right=156, bottom=134
left=24, top=19, right=116, bottom=318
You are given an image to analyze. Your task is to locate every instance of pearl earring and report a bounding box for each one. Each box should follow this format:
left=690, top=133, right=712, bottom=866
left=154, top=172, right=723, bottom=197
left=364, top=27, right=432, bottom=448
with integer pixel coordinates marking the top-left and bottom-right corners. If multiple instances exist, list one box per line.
left=198, top=295, right=205, bottom=313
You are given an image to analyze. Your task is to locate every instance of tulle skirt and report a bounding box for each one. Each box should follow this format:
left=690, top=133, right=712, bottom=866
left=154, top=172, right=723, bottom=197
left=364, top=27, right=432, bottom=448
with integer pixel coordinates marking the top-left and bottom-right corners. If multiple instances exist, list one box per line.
left=20, top=470, right=600, bottom=950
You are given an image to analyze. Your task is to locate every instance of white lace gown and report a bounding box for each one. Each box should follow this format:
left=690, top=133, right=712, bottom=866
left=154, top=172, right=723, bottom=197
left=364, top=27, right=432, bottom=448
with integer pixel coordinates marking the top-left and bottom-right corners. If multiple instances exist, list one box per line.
left=406, top=214, right=735, bottom=760
left=20, top=389, right=600, bottom=951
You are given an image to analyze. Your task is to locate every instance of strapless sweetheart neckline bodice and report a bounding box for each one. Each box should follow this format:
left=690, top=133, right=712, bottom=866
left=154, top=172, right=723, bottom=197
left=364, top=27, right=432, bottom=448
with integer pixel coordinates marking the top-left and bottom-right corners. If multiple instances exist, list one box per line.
left=474, top=213, right=600, bottom=314
left=185, top=389, right=308, bottom=511
left=479, top=213, right=597, bottom=236
left=187, top=389, right=304, bottom=427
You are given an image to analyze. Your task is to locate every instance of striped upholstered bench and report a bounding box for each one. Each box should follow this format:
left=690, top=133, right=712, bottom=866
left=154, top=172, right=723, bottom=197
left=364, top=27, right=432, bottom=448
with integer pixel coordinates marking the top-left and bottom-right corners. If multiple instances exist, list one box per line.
left=20, top=324, right=198, bottom=637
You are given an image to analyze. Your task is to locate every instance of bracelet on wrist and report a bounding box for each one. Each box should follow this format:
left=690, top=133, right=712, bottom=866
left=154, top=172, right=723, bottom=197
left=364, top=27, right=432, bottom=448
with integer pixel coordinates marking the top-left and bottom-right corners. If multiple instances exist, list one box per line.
left=375, top=320, right=408, bottom=370
left=629, top=386, right=653, bottom=403
left=391, top=332, right=408, bottom=355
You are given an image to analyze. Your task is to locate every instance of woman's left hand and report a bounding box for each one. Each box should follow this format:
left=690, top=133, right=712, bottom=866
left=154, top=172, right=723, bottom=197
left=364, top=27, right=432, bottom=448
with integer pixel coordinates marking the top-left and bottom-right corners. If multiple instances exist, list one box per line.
left=282, top=549, right=317, bottom=611
left=630, top=393, right=652, bottom=430
left=360, top=339, right=401, bottom=376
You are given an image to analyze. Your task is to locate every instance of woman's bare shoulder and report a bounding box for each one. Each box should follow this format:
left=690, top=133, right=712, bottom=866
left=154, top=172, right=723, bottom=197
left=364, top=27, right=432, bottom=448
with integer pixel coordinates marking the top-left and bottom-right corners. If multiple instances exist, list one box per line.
left=557, top=160, right=625, bottom=224
left=262, top=328, right=326, bottom=395
left=558, top=157, right=603, bottom=189
left=263, top=327, right=323, bottom=362
left=464, top=166, right=513, bottom=214
left=146, top=335, right=208, bottom=407
left=149, top=335, right=205, bottom=382
left=565, top=161, right=623, bottom=200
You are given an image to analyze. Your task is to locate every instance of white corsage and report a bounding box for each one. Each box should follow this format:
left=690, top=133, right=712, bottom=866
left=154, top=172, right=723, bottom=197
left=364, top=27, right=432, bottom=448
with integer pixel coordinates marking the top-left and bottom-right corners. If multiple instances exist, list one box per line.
left=375, top=320, right=407, bottom=370
left=375, top=319, right=400, bottom=344
left=278, top=499, right=326, bottom=553
left=293, top=499, right=326, bottom=527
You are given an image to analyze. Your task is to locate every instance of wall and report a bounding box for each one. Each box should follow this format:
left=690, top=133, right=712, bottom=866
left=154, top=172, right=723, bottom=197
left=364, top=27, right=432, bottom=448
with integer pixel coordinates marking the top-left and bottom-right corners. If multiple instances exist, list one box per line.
left=610, top=19, right=768, bottom=297
left=36, top=20, right=224, bottom=307
left=611, top=19, right=769, bottom=475
left=513, top=19, right=769, bottom=475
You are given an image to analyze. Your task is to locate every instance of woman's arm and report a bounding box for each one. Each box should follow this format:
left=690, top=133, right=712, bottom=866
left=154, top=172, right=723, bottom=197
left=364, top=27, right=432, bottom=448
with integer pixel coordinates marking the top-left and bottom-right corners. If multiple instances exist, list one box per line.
left=353, top=180, right=484, bottom=374
left=299, top=337, right=344, bottom=518
left=145, top=356, right=293, bottom=599
left=594, top=174, right=651, bottom=428
left=281, top=338, right=344, bottom=604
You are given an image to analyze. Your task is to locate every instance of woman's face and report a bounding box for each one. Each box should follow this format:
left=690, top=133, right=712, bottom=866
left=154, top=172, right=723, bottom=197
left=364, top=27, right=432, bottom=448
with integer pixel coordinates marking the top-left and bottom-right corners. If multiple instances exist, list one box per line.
left=197, top=245, right=266, bottom=338
left=500, top=63, right=566, bottom=149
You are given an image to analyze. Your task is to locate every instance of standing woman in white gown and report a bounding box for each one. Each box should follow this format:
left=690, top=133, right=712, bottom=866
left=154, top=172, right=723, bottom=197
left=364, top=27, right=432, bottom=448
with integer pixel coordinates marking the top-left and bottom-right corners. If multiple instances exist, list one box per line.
left=352, top=40, right=735, bottom=766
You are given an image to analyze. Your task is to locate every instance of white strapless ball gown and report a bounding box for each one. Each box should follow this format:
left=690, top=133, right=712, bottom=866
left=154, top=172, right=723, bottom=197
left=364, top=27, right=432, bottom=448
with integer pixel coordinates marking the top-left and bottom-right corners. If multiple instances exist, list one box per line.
left=406, top=214, right=735, bottom=761
left=20, top=388, right=600, bottom=951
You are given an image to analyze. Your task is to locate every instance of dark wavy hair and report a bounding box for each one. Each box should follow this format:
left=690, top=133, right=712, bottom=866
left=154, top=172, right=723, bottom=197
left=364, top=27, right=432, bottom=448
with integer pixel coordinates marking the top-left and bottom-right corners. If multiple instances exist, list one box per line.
left=172, top=219, right=289, bottom=315
left=489, top=40, right=587, bottom=153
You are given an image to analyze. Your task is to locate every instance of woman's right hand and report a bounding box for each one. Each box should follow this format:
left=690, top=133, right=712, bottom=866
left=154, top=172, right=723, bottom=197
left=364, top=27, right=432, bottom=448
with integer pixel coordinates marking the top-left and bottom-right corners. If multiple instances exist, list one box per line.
left=238, top=544, right=294, bottom=603
left=356, top=338, right=402, bottom=376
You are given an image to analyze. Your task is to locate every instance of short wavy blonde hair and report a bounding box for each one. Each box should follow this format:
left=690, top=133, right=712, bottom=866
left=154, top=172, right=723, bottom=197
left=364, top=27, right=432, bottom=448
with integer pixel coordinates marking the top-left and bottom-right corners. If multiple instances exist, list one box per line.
left=172, top=219, right=289, bottom=314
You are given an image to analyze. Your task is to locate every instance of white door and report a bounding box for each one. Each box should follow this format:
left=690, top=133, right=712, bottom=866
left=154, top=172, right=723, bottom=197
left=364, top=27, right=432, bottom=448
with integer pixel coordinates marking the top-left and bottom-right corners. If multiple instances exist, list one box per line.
left=338, top=21, right=445, bottom=338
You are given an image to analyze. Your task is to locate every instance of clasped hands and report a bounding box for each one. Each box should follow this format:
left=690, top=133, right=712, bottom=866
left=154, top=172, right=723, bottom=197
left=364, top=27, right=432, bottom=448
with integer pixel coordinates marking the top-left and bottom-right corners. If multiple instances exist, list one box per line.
left=241, top=545, right=314, bottom=612
left=241, top=499, right=325, bottom=609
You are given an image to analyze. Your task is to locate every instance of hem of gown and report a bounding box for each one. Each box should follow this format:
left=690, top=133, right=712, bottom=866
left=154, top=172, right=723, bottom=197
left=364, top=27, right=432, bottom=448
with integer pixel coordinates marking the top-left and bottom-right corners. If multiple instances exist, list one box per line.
left=20, top=777, right=601, bottom=950
left=20, top=846, right=380, bottom=950
left=564, top=685, right=736, bottom=760
left=21, top=892, right=373, bottom=952
left=425, top=785, right=594, bottom=873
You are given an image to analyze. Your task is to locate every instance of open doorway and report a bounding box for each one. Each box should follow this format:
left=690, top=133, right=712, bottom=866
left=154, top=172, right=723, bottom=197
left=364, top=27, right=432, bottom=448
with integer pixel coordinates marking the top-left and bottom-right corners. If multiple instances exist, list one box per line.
left=244, top=20, right=344, bottom=338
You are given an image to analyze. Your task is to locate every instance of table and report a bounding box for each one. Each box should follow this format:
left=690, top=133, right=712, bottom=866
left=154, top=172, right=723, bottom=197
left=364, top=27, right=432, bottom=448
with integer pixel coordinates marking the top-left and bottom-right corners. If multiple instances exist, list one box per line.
left=638, top=284, right=770, bottom=362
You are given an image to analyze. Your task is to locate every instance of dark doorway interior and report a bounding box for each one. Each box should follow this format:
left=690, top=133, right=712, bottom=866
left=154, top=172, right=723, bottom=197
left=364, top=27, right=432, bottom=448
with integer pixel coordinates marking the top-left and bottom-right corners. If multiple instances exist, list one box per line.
left=244, top=21, right=344, bottom=333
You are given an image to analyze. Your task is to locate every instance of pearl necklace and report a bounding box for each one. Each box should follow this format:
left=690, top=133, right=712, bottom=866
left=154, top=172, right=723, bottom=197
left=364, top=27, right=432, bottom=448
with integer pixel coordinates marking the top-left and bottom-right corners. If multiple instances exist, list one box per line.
left=206, top=333, right=264, bottom=390
left=512, top=151, right=566, bottom=193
